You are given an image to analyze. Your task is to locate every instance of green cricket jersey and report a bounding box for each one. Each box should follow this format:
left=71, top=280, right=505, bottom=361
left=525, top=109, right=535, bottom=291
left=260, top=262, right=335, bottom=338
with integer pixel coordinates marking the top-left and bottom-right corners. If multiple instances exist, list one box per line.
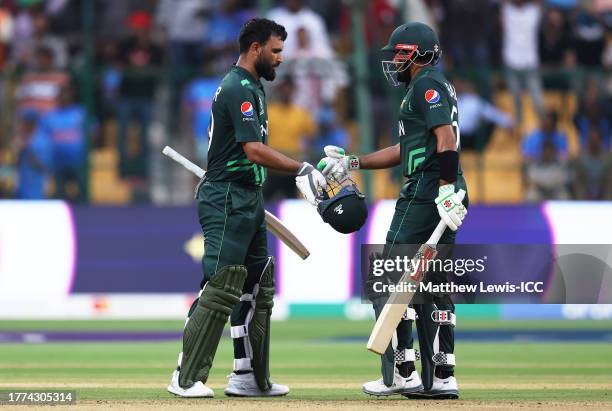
left=398, top=67, right=462, bottom=178
left=206, top=65, right=268, bottom=186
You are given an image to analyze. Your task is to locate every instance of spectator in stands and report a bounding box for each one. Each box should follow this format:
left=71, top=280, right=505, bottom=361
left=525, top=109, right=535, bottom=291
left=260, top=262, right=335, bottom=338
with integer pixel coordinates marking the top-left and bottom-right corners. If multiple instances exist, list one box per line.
left=572, top=0, right=606, bottom=67
left=574, top=77, right=611, bottom=150
left=156, top=0, right=209, bottom=67
left=276, top=24, right=348, bottom=118
left=455, top=77, right=514, bottom=152
left=440, top=0, right=493, bottom=68
left=202, top=0, right=254, bottom=75
left=12, top=9, right=68, bottom=70
left=265, top=76, right=317, bottom=200
left=14, top=109, right=52, bottom=199
left=268, top=0, right=333, bottom=59
left=525, top=139, right=571, bottom=201
left=0, top=2, right=14, bottom=70
left=522, top=110, right=569, bottom=162
left=538, top=6, right=575, bottom=91
left=38, top=83, right=87, bottom=201
left=501, top=0, right=545, bottom=124
left=15, top=45, right=69, bottom=115
left=604, top=29, right=612, bottom=101
left=571, top=128, right=612, bottom=199
left=183, top=74, right=221, bottom=167
left=268, top=76, right=317, bottom=159
left=117, top=10, right=162, bottom=184
left=311, top=105, right=349, bottom=155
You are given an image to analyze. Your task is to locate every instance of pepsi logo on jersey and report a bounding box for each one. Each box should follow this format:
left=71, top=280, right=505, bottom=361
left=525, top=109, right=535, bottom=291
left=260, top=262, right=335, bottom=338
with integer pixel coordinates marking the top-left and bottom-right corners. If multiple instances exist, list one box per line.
left=241, top=101, right=254, bottom=117
left=424, top=89, right=440, bottom=104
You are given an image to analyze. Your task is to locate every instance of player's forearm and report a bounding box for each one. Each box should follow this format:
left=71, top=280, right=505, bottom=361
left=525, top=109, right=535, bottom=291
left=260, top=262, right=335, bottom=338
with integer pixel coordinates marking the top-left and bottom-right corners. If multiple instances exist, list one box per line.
left=358, top=144, right=401, bottom=170
left=243, top=142, right=302, bottom=173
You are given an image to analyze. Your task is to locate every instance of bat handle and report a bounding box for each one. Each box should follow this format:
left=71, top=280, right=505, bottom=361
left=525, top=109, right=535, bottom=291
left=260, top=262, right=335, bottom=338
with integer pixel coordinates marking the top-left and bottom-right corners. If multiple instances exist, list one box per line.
left=428, top=189, right=466, bottom=245
left=162, top=145, right=206, bottom=179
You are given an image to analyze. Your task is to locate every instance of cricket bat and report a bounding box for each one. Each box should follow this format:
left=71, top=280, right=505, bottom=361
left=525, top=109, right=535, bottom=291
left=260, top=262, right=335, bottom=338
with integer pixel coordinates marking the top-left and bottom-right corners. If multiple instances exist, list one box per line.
left=366, top=189, right=466, bottom=355
left=162, top=146, right=310, bottom=260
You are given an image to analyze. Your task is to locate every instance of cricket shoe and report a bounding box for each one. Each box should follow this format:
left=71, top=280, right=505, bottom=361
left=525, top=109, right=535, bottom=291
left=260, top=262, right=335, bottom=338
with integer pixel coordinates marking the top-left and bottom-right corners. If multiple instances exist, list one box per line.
left=362, top=369, right=423, bottom=396
left=167, top=370, right=214, bottom=398
left=403, top=376, right=459, bottom=399
left=224, top=372, right=289, bottom=397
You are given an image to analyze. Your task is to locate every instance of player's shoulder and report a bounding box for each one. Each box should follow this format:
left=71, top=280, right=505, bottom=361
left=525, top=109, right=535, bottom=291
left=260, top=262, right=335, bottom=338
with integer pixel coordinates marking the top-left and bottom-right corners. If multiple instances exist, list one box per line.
left=218, top=71, right=257, bottom=101
left=413, top=70, right=456, bottom=101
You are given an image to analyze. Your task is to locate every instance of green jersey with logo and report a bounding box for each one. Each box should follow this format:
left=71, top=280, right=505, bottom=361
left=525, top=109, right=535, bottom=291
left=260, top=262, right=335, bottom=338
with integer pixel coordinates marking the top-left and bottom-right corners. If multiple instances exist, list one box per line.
left=398, top=67, right=461, bottom=178
left=206, top=66, right=268, bottom=186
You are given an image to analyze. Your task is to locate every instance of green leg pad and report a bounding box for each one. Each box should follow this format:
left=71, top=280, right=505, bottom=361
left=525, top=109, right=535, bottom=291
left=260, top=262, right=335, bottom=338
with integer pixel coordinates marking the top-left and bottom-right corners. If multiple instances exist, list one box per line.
left=249, top=258, right=275, bottom=391
left=179, top=265, right=247, bottom=388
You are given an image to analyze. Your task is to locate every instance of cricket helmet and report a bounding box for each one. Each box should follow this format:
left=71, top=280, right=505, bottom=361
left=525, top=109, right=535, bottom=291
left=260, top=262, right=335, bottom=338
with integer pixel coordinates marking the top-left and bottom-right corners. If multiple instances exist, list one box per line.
left=317, top=183, right=368, bottom=234
left=381, top=22, right=441, bottom=86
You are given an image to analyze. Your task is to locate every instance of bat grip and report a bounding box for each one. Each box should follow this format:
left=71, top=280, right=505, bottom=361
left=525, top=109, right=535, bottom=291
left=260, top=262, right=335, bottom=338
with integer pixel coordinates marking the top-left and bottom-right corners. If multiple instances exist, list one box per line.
left=162, top=146, right=206, bottom=179
left=428, top=189, right=466, bottom=245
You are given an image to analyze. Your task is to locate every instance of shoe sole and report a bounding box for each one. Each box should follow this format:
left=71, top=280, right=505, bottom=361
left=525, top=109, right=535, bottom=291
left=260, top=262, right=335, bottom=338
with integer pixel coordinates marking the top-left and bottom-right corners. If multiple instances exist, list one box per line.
left=403, top=390, right=459, bottom=400
left=363, top=384, right=424, bottom=397
left=167, top=385, right=214, bottom=398
left=224, top=389, right=289, bottom=397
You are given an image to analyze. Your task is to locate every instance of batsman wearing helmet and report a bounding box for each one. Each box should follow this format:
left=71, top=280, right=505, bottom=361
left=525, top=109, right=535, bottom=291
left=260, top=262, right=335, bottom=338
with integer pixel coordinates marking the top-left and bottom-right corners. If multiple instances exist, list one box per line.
left=319, top=22, right=468, bottom=398
left=167, top=18, right=326, bottom=398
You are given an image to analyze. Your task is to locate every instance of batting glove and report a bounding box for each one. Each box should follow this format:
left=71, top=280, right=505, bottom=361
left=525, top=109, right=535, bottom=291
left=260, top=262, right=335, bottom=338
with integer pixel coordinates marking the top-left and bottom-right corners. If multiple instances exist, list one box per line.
left=324, top=145, right=360, bottom=172
left=435, top=184, right=467, bottom=231
left=296, top=162, right=327, bottom=206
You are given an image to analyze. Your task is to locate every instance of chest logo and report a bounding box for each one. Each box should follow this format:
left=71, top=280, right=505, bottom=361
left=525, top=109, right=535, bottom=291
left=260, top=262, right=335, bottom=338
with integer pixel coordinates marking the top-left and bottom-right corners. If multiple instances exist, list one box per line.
left=425, top=89, right=440, bottom=104
left=241, top=101, right=254, bottom=117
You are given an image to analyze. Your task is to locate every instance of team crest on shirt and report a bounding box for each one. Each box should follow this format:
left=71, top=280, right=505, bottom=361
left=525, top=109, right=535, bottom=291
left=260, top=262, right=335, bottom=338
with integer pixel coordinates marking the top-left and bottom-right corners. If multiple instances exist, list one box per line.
left=241, top=101, right=254, bottom=117
left=424, top=89, right=440, bottom=104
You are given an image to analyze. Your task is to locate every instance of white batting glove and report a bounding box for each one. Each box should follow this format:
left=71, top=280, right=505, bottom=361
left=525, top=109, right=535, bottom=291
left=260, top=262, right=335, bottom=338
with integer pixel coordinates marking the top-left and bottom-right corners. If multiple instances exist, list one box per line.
left=317, top=157, right=349, bottom=183
left=435, top=184, right=467, bottom=231
left=296, top=162, right=327, bottom=205
left=324, top=145, right=360, bottom=172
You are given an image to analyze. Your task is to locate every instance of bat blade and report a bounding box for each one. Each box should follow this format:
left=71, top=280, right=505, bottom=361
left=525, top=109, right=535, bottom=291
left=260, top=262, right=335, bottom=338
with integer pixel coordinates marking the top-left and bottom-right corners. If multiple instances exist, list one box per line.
left=265, top=212, right=310, bottom=260
left=366, top=244, right=438, bottom=355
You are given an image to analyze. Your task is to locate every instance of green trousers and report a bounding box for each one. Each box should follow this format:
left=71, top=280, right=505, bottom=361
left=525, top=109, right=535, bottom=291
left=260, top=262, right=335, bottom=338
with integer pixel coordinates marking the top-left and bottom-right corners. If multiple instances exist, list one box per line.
left=196, top=180, right=268, bottom=284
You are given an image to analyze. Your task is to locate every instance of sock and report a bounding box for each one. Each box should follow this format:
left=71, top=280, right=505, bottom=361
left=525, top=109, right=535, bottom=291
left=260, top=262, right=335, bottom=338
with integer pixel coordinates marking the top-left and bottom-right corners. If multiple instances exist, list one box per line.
left=397, top=361, right=415, bottom=378
left=435, top=366, right=454, bottom=379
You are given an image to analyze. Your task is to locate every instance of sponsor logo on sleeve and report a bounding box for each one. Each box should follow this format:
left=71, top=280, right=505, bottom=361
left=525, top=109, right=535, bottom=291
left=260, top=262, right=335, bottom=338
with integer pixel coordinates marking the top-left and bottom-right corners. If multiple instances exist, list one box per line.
left=241, top=101, right=254, bottom=117
left=425, top=89, right=440, bottom=104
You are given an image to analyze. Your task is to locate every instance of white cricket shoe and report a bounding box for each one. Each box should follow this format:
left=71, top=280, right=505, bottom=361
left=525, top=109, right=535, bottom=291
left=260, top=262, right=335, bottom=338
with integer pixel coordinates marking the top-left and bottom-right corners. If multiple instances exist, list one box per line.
left=362, top=369, right=423, bottom=396
left=403, top=376, right=459, bottom=399
left=224, top=372, right=289, bottom=397
left=167, top=370, right=214, bottom=398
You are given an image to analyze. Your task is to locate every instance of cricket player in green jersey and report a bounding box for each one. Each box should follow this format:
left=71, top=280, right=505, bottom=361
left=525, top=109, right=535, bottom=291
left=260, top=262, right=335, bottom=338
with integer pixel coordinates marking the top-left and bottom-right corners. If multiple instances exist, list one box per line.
left=167, top=18, right=327, bottom=398
left=319, top=22, right=468, bottom=399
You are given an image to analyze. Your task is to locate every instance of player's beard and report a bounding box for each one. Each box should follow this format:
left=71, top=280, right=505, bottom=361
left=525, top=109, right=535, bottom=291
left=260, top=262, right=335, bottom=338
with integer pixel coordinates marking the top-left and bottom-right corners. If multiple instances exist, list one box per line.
left=255, top=54, right=277, bottom=81
left=397, top=64, right=412, bottom=85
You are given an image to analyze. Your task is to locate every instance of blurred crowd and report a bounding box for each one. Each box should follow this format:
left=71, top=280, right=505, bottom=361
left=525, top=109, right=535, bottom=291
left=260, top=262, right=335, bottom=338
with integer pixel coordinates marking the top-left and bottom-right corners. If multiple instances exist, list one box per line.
left=0, top=0, right=609, bottom=202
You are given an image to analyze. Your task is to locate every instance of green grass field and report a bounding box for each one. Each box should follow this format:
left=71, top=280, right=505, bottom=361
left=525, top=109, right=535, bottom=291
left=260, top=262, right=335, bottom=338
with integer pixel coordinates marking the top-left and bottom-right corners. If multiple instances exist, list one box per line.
left=0, top=319, right=611, bottom=410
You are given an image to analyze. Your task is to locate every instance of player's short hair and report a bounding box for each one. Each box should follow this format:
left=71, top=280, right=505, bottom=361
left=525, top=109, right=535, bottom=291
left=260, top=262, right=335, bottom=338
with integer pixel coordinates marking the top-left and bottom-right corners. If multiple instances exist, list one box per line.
left=239, top=18, right=287, bottom=54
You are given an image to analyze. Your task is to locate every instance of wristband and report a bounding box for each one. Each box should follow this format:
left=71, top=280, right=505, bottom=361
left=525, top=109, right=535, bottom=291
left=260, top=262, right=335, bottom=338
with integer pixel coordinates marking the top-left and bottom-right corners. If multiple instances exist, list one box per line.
left=348, top=155, right=360, bottom=170
left=438, top=150, right=458, bottom=183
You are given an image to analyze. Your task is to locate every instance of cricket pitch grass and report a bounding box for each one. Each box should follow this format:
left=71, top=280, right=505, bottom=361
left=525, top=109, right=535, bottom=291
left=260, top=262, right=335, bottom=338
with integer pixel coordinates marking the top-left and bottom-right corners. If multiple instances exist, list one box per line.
left=0, top=319, right=610, bottom=410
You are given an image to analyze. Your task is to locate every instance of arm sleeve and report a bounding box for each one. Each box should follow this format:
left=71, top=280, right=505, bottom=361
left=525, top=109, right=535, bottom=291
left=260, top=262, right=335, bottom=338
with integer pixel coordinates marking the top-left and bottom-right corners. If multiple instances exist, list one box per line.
left=413, top=78, right=452, bottom=131
left=225, top=85, right=262, bottom=143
